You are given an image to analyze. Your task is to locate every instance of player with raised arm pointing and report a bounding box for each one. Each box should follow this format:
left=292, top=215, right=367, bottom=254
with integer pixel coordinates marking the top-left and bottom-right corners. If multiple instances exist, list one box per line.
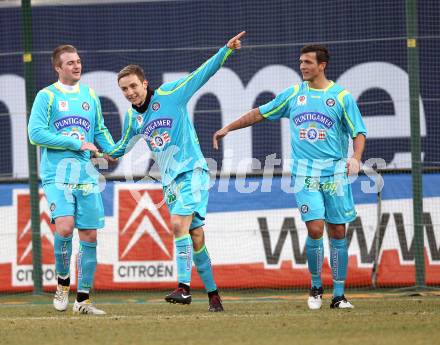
left=107, top=32, right=246, bottom=312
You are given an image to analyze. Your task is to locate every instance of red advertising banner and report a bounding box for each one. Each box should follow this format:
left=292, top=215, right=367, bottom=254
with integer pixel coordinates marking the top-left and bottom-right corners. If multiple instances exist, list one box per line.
left=0, top=185, right=439, bottom=292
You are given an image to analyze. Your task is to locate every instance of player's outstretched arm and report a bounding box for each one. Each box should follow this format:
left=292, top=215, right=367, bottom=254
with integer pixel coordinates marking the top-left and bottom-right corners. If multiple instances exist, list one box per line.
left=106, top=110, right=139, bottom=159
left=158, top=31, right=246, bottom=103
left=213, top=108, right=264, bottom=150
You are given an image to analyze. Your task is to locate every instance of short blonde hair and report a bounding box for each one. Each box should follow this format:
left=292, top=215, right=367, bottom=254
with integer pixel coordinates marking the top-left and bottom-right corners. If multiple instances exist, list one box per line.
left=51, top=44, right=78, bottom=68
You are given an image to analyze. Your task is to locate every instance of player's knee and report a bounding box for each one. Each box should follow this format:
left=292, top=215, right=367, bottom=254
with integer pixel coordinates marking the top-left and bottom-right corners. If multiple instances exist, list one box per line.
left=327, top=223, right=346, bottom=239
left=306, top=221, right=324, bottom=239
left=308, top=228, right=323, bottom=239
left=307, top=225, right=324, bottom=240
left=190, top=228, right=205, bottom=251
left=78, top=230, right=97, bottom=243
left=170, top=219, right=185, bottom=237
left=307, top=224, right=324, bottom=238
left=55, top=218, right=74, bottom=237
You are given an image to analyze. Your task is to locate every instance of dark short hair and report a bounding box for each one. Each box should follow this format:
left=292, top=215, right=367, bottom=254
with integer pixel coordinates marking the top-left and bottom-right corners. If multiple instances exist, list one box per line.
left=52, top=44, right=78, bottom=68
left=300, top=45, right=330, bottom=66
left=117, top=64, right=146, bottom=83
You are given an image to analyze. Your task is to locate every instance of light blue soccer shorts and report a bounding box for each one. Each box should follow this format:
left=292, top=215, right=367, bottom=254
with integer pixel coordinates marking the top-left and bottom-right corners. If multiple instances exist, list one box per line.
left=43, top=183, right=105, bottom=229
left=292, top=174, right=357, bottom=224
left=163, top=168, right=210, bottom=231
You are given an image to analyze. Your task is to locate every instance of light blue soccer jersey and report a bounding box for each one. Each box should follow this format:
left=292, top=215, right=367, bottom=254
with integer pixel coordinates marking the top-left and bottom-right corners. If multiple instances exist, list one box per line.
left=259, top=81, right=367, bottom=177
left=108, top=45, right=233, bottom=186
left=28, top=82, right=115, bottom=184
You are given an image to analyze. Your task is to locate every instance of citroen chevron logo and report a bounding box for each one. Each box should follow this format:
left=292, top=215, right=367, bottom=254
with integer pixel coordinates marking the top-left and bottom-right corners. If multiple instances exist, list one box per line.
left=17, top=193, right=56, bottom=264
left=119, top=188, right=173, bottom=260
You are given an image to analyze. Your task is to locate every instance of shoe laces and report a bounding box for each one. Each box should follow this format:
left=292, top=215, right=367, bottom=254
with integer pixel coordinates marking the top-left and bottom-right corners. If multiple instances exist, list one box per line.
left=79, top=299, right=97, bottom=311
left=54, top=285, right=68, bottom=300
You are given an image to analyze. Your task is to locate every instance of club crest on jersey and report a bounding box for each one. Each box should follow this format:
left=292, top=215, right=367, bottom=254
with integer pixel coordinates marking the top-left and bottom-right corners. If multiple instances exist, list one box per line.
left=151, top=102, right=160, bottom=111
left=326, top=98, right=336, bottom=107
left=136, top=115, right=143, bottom=126
left=62, top=127, right=85, bottom=141
left=82, top=102, right=90, bottom=111
left=297, top=95, right=307, bottom=106
left=58, top=100, right=69, bottom=111
left=149, top=130, right=171, bottom=149
left=299, top=126, right=326, bottom=142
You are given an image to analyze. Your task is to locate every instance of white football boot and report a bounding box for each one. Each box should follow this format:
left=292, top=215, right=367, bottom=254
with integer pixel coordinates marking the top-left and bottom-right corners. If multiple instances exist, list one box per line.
left=73, top=299, right=106, bottom=315
left=53, top=284, right=70, bottom=311
left=307, top=286, right=324, bottom=310
left=330, top=295, right=354, bottom=309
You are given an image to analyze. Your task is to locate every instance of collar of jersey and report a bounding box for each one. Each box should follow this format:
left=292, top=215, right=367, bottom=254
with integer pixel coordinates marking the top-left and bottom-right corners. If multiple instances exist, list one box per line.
left=132, top=87, right=155, bottom=113
left=306, top=80, right=334, bottom=93
left=54, top=81, right=80, bottom=94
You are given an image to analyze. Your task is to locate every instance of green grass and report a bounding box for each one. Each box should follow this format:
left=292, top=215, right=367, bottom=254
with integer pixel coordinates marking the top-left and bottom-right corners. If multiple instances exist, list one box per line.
left=0, top=291, right=439, bottom=345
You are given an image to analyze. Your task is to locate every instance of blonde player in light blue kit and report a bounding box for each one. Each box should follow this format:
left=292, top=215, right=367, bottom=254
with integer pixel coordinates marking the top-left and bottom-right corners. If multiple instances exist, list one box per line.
left=213, top=44, right=366, bottom=309
left=28, top=45, right=115, bottom=315
left=107, top=32, right=246, bottom=312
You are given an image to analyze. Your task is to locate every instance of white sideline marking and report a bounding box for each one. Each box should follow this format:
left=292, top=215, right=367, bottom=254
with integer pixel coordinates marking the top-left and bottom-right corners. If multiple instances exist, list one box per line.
left=0, top=313, right=284, bottom=321
left=0, top=315, right=145, bottom=321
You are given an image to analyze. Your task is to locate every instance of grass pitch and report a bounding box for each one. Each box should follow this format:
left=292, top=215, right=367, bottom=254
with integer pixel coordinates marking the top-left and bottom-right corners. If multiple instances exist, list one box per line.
left=0, top=290, right=439, bottom=345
